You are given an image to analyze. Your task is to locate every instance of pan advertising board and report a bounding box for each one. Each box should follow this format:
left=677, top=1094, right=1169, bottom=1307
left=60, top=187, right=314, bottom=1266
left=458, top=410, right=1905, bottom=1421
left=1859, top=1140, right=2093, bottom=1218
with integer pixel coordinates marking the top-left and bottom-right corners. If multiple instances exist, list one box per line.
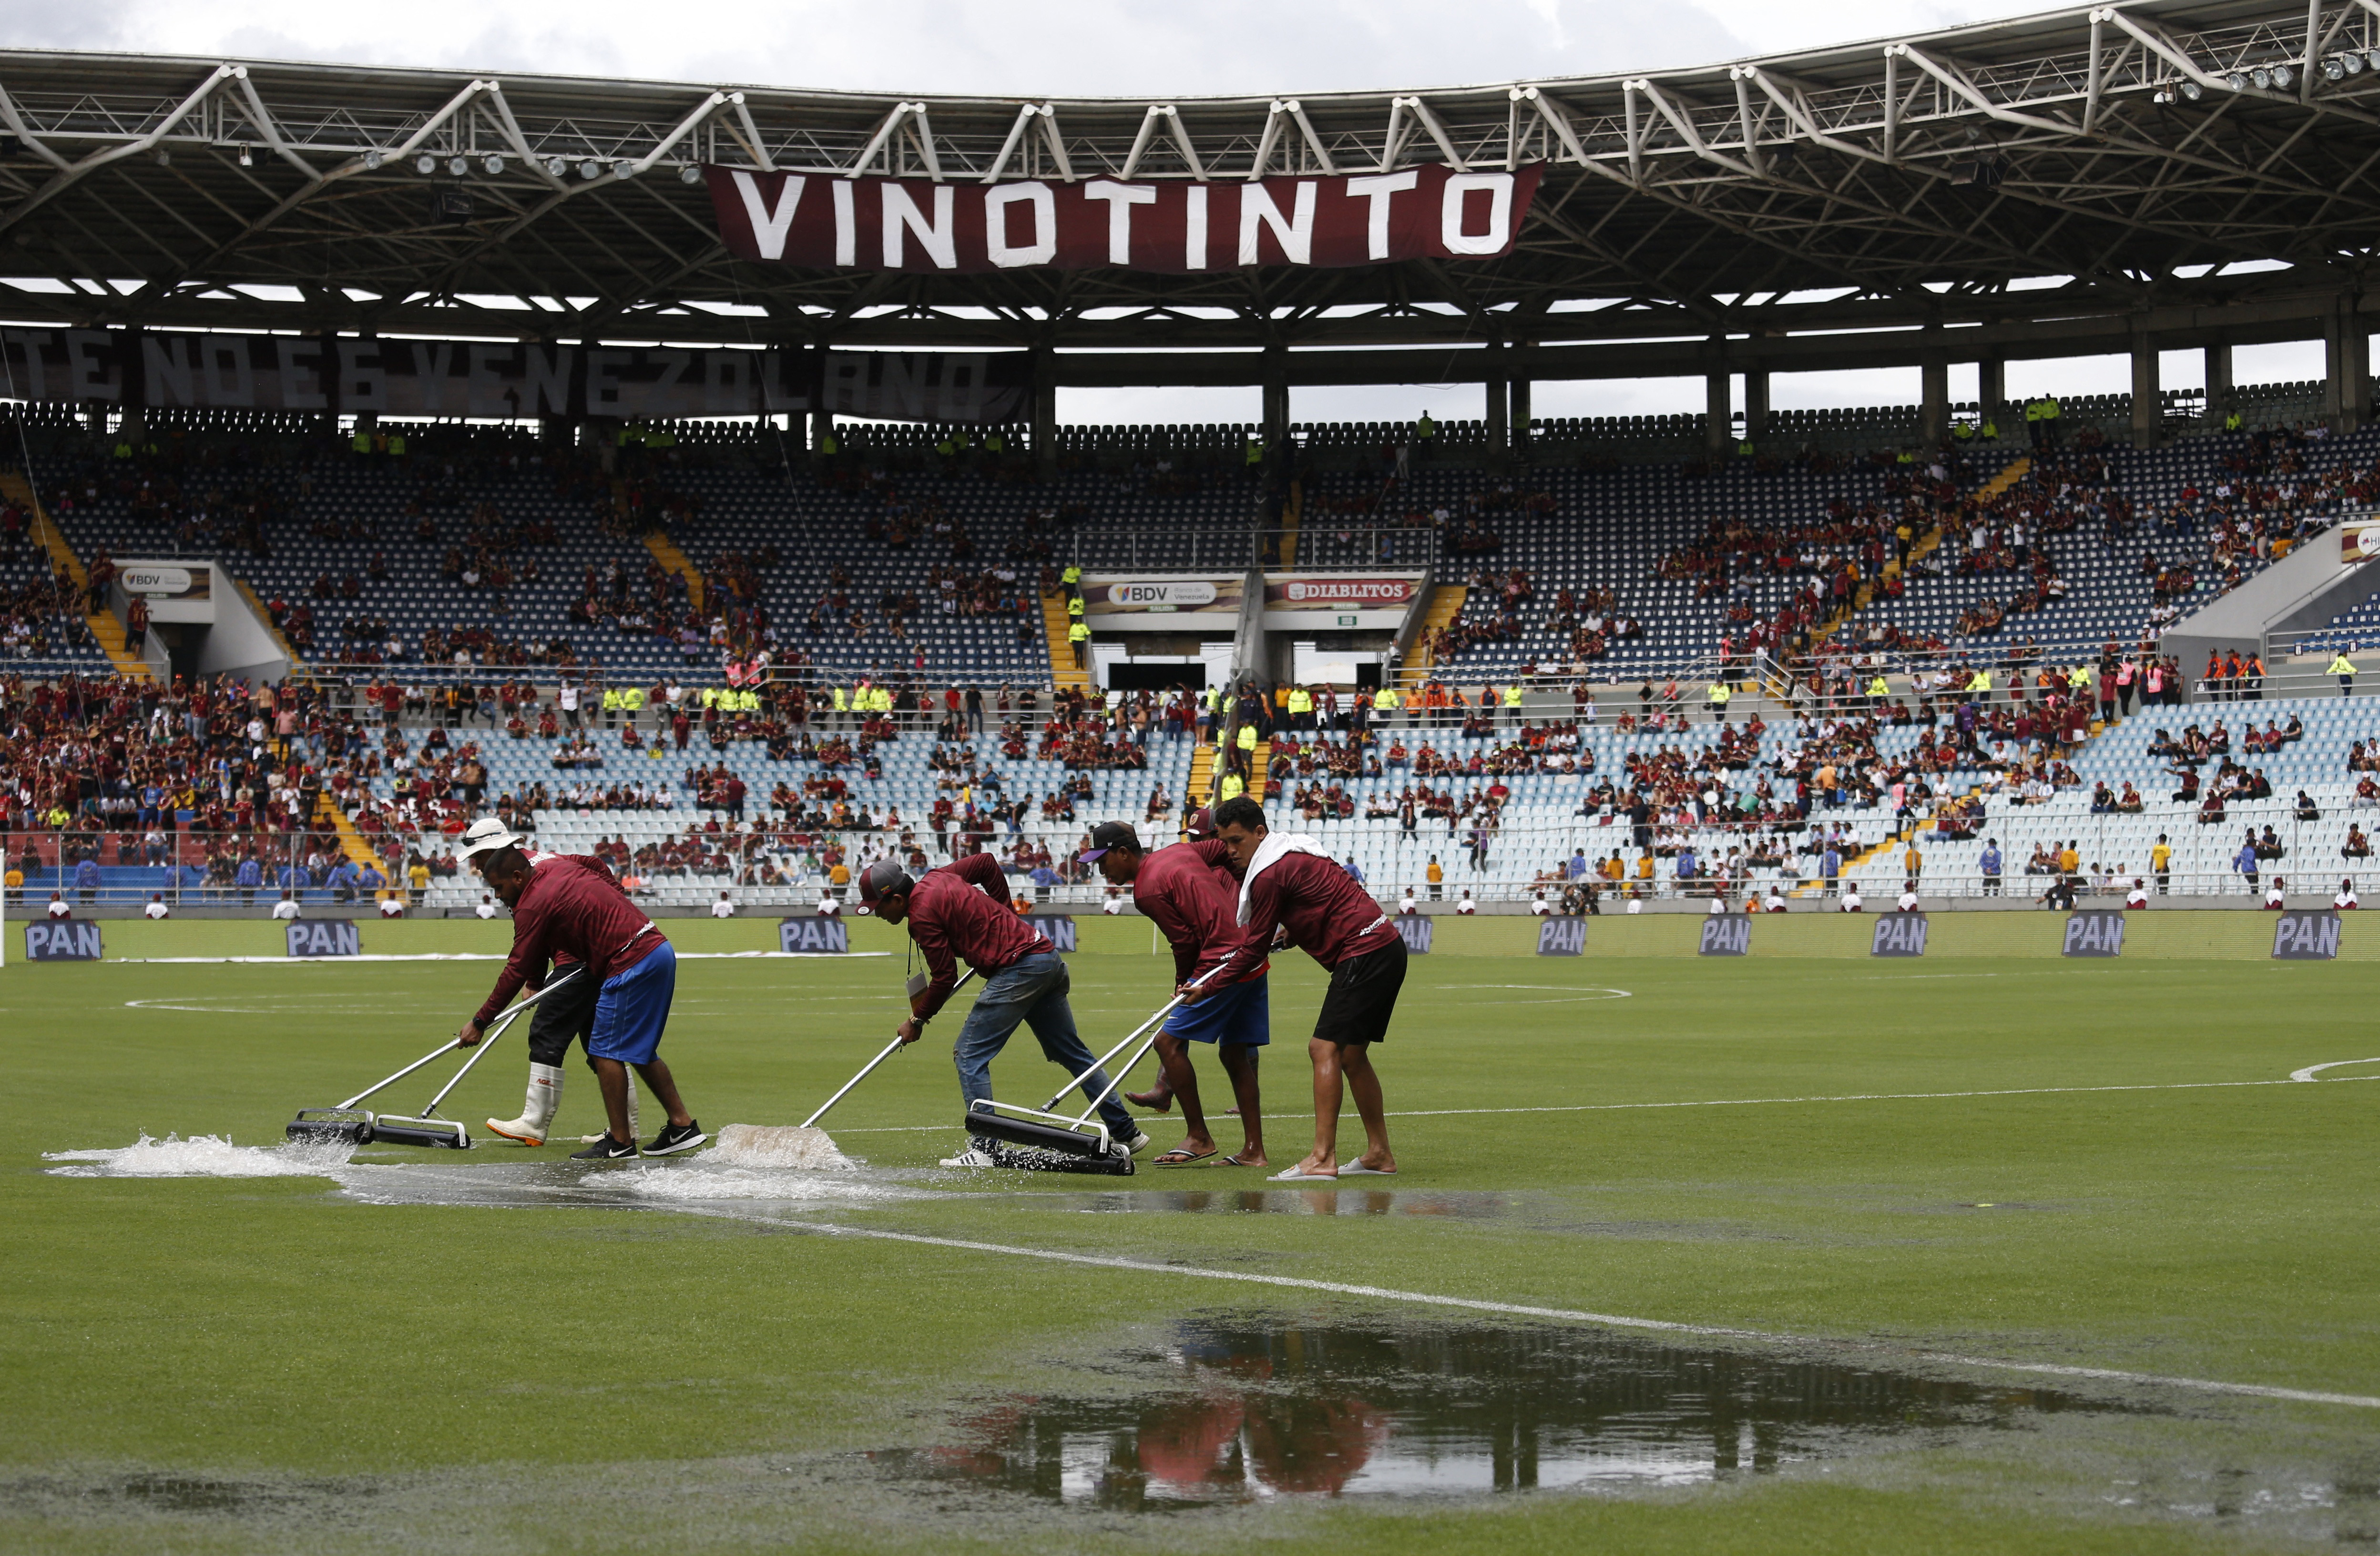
left=779, top=917, right=850, bottom=954
left=2271, top=911, right=2342, bottom=960
left=1536, top=918, right=1586, bottom=956
left=23, top=921, right=102, bottom=960
left=1023, top=915, right=1076, bottom=952
left=1697, top=916, right=1751, bottom=956
left=2061, top=910, right=2126, bottom=957
left=286, top=920, right=361, bottom=957
left=1394, top=916, right=1434, bottom=955
left=1870, top=914, right=1928, bottom=957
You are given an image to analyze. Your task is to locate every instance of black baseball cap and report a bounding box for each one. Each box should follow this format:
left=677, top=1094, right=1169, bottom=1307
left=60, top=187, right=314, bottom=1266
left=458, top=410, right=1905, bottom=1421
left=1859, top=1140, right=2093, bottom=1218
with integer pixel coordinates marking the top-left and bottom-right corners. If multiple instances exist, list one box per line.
left=856, top=861, right=913, bottom=904
left=1078, top=821, right=1141, bottom=863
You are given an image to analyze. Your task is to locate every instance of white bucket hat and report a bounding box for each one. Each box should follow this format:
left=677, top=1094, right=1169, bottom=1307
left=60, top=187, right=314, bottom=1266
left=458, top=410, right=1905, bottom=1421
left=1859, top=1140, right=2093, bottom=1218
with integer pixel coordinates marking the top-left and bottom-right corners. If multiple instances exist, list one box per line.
left=459, top=817, right=525, bottom=858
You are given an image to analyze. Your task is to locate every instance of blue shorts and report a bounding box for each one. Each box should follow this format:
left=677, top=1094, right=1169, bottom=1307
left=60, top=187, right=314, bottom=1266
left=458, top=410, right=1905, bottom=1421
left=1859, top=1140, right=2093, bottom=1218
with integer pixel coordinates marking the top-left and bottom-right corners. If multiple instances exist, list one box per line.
left=587, top=940, right=675, bottom=1065
left=1163, top=974, right=1269, bottom=1047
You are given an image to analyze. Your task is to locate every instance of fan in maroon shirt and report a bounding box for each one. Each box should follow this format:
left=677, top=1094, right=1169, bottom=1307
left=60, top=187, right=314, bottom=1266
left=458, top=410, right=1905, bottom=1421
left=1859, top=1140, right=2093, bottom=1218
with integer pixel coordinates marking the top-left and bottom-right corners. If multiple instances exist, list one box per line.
left=1190, top=796, right=1402, bottom=1181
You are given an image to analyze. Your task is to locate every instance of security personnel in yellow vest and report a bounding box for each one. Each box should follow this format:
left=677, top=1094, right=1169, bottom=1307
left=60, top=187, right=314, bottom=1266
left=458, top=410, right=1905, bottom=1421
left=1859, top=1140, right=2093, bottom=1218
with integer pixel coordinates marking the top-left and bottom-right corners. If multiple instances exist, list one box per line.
left=1068, top=618, right=1090, bottom=668
left=1374, top=683, right=1401, bottom=725
left=1952, top=418, right=1974, bottom=442
left=620, top=684, right=645, bottom=727
left=386, top=429, right=406, bottom=456
left=2067, top=663, right=2093, bottom=695
left=1737, top=437, right=1755, bottom=457
left=1867, top=674, right=1890, bottom=705
left=984, top=431, right=1004, bottom=456
left=1981, top=416, right=1999, bottom=440
left=2331, top=651, right=2358, bottom=695
left=1060, top=563, right=1082, bottom=599
left=1285, top=685, right=1312, bottom=729
left=831, top=684, right=850, bottom=726
left=2224, top=409, right=2244, bottom=432
left=1245, top=436, right=1264, bottom=468
left=818, top=428, right=838, bottom=456
left=113, top=437, right=133, bottom=458
left=1217, top=770, right=1246, bottom=802
left=1415, top=411, right=1437, bottom=461
left=2042, top=394, right=2062, bottom=447
left=2024, top=396, right=2046, bottom=450
left=872, top=686, right=894, bottom=715
left=743, top=688, right=763, bottom=714
left=1706, top=681, right=1730, bottom=718
left=352, top=428, right=373, bottom=454
left=1235, top=721, right=1258, bottom=760
left=1502, top=682, right=1523, bottom=724
left=1066, top=593, right=1086, bottom=627
left=601, top=686, right=622, bottom=728
left=1967, top=669, right=1992, bottom=697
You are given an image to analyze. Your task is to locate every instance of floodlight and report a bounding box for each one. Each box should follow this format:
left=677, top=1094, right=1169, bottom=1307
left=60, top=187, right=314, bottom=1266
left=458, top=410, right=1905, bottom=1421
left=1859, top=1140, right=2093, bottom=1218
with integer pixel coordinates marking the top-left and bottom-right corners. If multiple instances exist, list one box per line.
left=482, top=154, right=504, bottom=175
left=2181, top=79, right=2203, bottom=100
left=415, top=153, right=437, bottom=175
left=2345, top=51, right=2366, bottom=73
left=236, top=145, right=252, bottom=167
left=545, top=156, right=568, bottom=177
left=2227, top=71, right=2249, bottom=91
left=153, top=148, right=170, bottom=166
left=363, top=150, right=383, bottom=169
left=678, top=163, right=701, bottom=184
left=577, top=159, right=600, bottom=180
left=2325, top=57, right=2346, bottom=81
left=2369, top=48, right=2380, bottom=71
left=2271, top=62, right=2295, bottom=88
left=2251, top=66, right=2272, bottom=89
left=447, top=155, right=469, bottom=177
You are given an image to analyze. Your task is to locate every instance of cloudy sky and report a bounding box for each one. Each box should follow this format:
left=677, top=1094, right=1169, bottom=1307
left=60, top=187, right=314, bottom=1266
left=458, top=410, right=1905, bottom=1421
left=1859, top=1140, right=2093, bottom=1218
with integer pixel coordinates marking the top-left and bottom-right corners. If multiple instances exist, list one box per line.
left=6, top=0, right=2325, bottom=420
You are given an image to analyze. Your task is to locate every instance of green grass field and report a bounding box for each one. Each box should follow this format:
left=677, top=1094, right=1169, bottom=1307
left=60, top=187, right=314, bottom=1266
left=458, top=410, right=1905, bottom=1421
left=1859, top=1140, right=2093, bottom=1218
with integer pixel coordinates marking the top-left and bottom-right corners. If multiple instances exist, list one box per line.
left=5, top=921, right=2378, bottom=1554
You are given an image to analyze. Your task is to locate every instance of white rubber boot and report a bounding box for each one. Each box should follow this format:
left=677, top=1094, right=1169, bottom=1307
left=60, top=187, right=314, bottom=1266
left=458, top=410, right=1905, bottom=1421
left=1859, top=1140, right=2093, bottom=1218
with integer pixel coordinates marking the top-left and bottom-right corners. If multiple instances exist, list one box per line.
left=488, top=1063, right=563, bottom=1146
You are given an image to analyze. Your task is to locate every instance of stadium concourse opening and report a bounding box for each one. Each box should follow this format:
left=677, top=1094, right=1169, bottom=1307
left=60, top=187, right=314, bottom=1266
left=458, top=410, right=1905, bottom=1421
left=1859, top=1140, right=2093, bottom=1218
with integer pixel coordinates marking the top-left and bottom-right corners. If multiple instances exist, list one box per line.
left=10, top=3, right=2380, bottom=1552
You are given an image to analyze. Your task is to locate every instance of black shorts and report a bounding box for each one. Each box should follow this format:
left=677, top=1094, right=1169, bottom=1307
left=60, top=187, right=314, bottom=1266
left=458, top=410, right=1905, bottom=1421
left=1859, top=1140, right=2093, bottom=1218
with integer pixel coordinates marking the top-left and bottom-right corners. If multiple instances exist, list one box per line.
left=525, top=965, right=601, bottom=1067
left=1312, top=938, right=1407, bottom=1048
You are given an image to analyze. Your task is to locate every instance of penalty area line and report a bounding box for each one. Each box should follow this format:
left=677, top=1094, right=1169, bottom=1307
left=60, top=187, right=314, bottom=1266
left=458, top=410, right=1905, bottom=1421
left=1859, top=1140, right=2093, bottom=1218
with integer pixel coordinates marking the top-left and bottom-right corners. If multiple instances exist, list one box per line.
left=700, top=1212, right=2380, bottom=1411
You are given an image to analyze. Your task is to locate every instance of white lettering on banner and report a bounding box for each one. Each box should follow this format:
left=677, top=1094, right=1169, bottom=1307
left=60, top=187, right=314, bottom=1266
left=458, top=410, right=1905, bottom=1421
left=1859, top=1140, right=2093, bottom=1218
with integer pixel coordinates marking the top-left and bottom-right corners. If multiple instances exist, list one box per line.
left=2062, top=911, right=2126, bottom=957
left=986, top=182, right=1056, bottom=269
left=524, top=344, right=571, bottom=415
left=832, top=179, right=857, bottom=267
left=732, top=169, right=805, bottom=260
left=1024, top=915, right=1077, bottom=952
left=25, top=921, right=103, bottom=960
left=1240, top=180, right=1317, bottom=265
left=203, top=337, right=255, bottom=407
left=1698, top=917, right=1751, bottom=956
left=121, top=566, right=193, bottom=596
left=1870, top=914, right=1929, bottom=957
left=67, top=331, right=116, bottom=400
left=2272, top=912, right=2342, bottom=960
left=338, top=339, right=386, bottom=410
left=415, top=341, right=454, bottom=412
left=1395, top=916, right=1434, bottom=955
left=884, top=183, right=957, bottom=269
left=1084, top=180, right=1155, bottom=264
left=8, top=329, right=49, bottom=399
left=283, top=339, right=329, bottom=410
left=1107, top=581, right=1220, bottom=607
left=143, top=336, right=196, bottom=406
left=586, top=348, right=630, bottom=412
left=1536, top=918, right=1586, bottom=956
left=1442, top=172, right=1516, bottom=255
left=778, top=917, right=849, bottom=954
left=2344, top=523, right=2380, bottom=565
left=468, top=342, right=518, bottom=417
left=286, top=920, right=361, bottom=957
left=1346, top=171, right=1420, bottom=261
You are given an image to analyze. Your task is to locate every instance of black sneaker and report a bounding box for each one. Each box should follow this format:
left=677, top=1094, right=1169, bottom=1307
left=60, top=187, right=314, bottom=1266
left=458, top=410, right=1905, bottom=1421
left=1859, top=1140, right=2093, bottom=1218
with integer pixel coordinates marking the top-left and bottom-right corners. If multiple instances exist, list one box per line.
left=571, top=1134, right=638, bottom=1160
left=644, top=1119, right=708, bottom=1157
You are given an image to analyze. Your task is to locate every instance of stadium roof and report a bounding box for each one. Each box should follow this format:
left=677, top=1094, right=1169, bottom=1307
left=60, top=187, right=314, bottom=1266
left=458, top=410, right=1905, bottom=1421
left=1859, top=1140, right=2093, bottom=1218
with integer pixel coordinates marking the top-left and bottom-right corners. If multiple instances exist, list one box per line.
left=0, top=0, right=2374, bottom=375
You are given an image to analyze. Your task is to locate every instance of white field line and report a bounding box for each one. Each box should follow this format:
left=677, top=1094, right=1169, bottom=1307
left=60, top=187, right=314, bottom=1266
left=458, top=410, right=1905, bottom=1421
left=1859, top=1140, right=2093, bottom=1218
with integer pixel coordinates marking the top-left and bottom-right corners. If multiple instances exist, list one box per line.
left=831, top=1070, right=2380, bottom=1134
left=690, top=1211, right=2380, bottom=1411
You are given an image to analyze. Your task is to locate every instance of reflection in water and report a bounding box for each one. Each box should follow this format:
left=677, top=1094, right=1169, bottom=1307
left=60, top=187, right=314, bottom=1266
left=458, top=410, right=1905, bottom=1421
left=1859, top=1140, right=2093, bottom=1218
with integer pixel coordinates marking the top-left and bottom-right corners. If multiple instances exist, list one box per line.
left=887, top=1320, right=2135, bottom=1508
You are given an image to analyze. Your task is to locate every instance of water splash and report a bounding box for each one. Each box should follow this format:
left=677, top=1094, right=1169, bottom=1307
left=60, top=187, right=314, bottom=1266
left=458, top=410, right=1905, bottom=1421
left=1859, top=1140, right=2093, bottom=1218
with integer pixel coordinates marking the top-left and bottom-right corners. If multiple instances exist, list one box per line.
left=44, top=1133, right=354, bottom=1180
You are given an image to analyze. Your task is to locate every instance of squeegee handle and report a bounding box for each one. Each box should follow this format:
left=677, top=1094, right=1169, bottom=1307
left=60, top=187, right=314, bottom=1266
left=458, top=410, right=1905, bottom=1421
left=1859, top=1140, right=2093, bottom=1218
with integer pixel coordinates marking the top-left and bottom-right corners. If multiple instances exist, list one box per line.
left=796, top=966, right=978, bottom=1130
left=801, top=1037, right=906, bottom=1129
left=337, top=1039, right=463, bottom=1111
left=1039, top=966, right=1225, bottom=1114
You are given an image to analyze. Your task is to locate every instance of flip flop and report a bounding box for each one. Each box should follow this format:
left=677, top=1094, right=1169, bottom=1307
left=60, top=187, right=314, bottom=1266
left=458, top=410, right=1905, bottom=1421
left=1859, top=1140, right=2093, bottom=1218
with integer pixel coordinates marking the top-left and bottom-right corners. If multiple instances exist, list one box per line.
left=1152, top=1146, right=1217, bottom=1168
left=1216, top=1152, right=1261, bottom=1167
left=1340, top=1163, right=1397, bottom=1176
left=1269, top=1168, right=1339, bottom=1182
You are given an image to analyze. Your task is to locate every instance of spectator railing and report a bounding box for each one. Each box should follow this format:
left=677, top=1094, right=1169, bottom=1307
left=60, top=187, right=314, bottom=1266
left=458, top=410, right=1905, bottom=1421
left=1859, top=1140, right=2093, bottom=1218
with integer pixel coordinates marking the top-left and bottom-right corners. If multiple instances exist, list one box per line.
left=5, top=829, right=436, bottom=910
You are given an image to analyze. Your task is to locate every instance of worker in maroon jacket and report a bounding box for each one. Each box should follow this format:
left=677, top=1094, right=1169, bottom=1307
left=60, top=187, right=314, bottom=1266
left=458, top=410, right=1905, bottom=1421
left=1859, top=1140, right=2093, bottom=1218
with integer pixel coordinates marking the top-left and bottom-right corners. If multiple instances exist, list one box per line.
left=459, top=827, right=704, bottom=1160
left=1082, top=820, right=1267, bottom=1168
left=1187, top=795, right=1401, bottom=1182
left=861, top=854, right=1150, bottom=1169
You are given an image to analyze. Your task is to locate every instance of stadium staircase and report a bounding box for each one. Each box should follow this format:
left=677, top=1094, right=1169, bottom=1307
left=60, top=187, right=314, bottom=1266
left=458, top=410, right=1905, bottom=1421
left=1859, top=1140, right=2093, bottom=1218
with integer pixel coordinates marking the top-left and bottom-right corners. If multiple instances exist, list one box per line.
left=5, top=471, right=150, bottom=679
left=313, top=793, right=390, bottom=877
left=1399, top=585, right=1468, bottom=685
left=1041, top=590, right=1091, bottom=692
left=1812, top=453, right=2032, bottom=647
left=1248, top=741, right=1271, bottom=799
left=640, top=524, right=705, bottom=613
left=231, top=575, right=302, bottom=666
left=1187, top=740, right=1216, bottom=804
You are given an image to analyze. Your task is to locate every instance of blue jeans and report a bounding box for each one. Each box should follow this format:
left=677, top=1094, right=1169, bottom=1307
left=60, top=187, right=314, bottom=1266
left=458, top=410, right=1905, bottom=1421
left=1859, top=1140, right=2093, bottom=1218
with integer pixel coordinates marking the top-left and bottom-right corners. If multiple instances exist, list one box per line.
left=953, top=952, right=1136, bottom=1140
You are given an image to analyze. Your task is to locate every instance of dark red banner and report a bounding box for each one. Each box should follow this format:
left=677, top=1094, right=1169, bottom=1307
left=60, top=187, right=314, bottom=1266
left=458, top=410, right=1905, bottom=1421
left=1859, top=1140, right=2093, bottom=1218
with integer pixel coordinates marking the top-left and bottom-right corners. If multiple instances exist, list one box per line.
left=705, top=164, right=1543, bottom=274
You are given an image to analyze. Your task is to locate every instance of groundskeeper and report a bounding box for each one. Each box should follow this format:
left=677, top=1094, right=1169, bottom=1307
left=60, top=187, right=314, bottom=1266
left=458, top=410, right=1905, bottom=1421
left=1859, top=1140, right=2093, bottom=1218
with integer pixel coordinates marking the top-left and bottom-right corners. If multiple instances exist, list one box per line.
left=859, top=854, right=1150, bottom=1168
left=460, top=826, right=703, bottom=1160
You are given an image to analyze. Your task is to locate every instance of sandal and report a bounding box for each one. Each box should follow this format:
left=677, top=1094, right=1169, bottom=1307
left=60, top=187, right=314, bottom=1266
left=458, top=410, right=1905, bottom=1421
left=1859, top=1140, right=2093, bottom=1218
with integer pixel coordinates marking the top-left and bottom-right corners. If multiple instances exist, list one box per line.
left=1152, top=1146, right=1218, bottom=1167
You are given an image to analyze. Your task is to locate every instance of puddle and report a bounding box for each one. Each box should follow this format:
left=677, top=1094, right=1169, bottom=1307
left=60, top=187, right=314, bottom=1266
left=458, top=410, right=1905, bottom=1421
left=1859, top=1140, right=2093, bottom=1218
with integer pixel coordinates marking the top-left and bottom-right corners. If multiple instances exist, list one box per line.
left=1038, top=1188, right=1506, bottom=1220
left=879, top=1317, right=2146, bottom=1507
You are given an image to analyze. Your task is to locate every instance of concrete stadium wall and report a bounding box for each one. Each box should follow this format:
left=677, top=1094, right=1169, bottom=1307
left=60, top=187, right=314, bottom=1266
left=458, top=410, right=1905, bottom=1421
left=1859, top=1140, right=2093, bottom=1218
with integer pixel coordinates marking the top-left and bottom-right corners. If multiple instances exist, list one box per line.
left=29, top=910, right=2374, bottom=963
